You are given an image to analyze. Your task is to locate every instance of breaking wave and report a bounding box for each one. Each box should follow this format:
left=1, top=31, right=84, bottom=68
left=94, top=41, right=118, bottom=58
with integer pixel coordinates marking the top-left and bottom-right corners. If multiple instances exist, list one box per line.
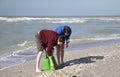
left=0, top=16, right=120, bottom=24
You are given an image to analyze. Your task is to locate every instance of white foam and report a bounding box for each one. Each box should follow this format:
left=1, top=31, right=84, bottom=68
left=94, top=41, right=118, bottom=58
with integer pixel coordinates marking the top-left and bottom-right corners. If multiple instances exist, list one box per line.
left=1, top=16, right=120, bottom=24
left=70, top=34, right=120, bottom=42
left=0, top=54, right=12, bottom=61
left=89, top=37, right=120, bottom=41
left=51, top=19, right=86, bottom=23
left=0, top=57, right=25, bottom=70
left=0, top=44, right=36, bottom=70
left=99, top=17, right=120, bottom=22
left=92, top=34, right=120, bottom=41
left=0, top=17, right=87, bottom=23
left=12, top=46, right=36, bottom=56
left=0, top=17, right=53, bottom=22
left=17, top=41, right=27, bottom=46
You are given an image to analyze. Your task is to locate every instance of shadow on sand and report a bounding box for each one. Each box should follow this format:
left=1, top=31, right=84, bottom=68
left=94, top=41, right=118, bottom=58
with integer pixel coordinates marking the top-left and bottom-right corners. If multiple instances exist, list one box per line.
left=62, top=56, right=104, bottom=68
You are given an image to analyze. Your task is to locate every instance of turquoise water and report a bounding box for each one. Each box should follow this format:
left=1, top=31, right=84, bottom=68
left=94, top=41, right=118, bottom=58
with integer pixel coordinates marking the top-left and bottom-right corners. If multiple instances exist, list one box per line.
left=0, top=16, right=120, bottom=70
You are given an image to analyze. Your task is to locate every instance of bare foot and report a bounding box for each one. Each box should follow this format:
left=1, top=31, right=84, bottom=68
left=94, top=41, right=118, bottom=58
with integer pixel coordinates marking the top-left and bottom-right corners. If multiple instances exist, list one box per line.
left=36, top=69, right=42, bottom=73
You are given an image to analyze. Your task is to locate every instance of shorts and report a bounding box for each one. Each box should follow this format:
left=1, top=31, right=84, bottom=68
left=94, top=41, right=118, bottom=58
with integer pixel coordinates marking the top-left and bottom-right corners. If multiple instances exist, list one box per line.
left=35, top=32, right=46, bottom=52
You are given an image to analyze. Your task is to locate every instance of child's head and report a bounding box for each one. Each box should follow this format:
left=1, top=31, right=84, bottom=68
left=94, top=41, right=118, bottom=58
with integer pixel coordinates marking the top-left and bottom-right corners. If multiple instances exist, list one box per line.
left=64, top=26, right=70, bottom=36
left=57, top=35, right=65, bottom=46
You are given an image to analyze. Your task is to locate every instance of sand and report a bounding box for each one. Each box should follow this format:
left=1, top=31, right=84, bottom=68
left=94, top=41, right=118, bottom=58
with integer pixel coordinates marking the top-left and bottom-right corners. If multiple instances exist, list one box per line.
left=0, top=45, right=120, bottom=77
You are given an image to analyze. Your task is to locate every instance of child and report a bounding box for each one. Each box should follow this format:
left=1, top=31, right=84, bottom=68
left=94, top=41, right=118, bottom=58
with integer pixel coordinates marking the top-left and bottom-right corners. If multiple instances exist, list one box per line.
left=35, top=29, right=65, bottom=72
left=55, top=24, right=72, bottom=66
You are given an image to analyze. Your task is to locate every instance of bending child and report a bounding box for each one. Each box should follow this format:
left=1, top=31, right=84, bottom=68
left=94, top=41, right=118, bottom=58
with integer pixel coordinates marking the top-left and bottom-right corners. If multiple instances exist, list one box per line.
left=55, top=24, right=72, bottom=66
left=35, top=29, right=65, bottom=72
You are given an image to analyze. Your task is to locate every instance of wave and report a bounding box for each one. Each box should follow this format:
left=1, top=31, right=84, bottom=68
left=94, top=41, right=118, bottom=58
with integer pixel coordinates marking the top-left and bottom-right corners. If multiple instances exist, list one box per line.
left=0, top=17, right=51, bottom=22
left=10, top=41, right=37, bottom=56
left=12, top=46, right=36, bottom=56
left=0, top=54, right=26, bottom=70
left=71, top=34, right=120, bottom=41
left=0, top=33, right=120, bottom=70
left=9, top=34, right=120, bottom=58
left=17, top=41, right=28, bottom=46
left=51, top=19, right=86, bottom=23
left=0, top=16, right=120, bottom=24
left=99, top=17, right=120, bottom=22
left=0, top=17, right=86, bottom=24
left=0, top=41, right=36, bottom=70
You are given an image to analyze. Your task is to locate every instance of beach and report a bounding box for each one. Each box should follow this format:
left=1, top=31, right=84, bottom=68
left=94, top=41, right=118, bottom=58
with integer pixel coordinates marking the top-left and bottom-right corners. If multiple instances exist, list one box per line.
left=1, top=0, right=120, bottom=76
left=0, top=16, right=120, bottom=77
left=0, top=44, right=120, bottom=77
left=0, top=16, right=120, bottom=70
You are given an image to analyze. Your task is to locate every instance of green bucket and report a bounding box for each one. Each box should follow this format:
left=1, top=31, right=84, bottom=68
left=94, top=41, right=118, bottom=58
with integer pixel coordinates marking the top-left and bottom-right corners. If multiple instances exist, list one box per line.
left=52, top=56, right=58, bottom=69
left=43, top=57, right=50, bottom=71
left=43, top=56, right=58, bottom=71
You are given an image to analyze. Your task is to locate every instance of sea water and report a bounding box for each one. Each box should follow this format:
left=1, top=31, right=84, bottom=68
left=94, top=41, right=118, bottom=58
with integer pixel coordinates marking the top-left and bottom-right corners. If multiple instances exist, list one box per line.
left=0, top=16, right=120, bottom=70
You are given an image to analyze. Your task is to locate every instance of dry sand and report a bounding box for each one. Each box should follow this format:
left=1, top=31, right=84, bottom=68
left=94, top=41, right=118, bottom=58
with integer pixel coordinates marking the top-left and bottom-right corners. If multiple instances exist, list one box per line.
left=0, top=45, right=120, bottom=77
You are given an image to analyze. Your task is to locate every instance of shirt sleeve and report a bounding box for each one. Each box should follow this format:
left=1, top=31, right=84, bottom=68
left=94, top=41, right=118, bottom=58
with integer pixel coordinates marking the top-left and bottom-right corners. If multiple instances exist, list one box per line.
left=46, top=40, right=54, bottom=56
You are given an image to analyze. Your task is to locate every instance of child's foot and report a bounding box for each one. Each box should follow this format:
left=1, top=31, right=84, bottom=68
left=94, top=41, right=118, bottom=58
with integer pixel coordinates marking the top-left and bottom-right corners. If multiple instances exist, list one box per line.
left=58, top=63, right=65, bottom=69
left=36, top=69, right=42, bottom=72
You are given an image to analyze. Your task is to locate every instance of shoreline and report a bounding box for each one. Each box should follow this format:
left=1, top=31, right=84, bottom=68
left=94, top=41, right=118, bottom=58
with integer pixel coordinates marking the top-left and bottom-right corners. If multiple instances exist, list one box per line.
left=0, top=38, right=120, bottom=70
left=0, top=44, right=120, bottom=77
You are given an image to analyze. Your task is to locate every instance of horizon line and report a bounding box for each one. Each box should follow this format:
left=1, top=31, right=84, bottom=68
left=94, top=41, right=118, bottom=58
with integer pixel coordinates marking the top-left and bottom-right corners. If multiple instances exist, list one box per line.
left=0, top=15, right=120, bottom=17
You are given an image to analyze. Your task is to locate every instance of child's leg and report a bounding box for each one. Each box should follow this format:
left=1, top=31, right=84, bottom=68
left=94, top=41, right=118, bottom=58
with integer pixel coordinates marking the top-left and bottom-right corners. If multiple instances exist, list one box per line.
left=56, top=46, right=60, bottom=65
left=49, top=56, right=56, bottom=70
left=49, top=56, right=54, bottom=67
left=36, top=51, right=43, bottom=72
left=61, top=44, right=64, bottom=65
left=35, top=32, right=43, bottom=72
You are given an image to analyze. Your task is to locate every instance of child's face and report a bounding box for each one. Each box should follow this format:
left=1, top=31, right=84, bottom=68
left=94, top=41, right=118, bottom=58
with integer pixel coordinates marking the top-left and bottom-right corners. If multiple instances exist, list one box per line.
left=65, top=32, right=69, bottom=36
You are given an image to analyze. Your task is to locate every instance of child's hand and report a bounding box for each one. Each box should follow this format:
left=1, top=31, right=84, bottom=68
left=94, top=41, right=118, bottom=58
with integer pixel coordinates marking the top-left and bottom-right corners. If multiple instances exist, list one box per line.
left=66, top=43, right=69, bottom=48
left=66, top=40, right=70, bottom=48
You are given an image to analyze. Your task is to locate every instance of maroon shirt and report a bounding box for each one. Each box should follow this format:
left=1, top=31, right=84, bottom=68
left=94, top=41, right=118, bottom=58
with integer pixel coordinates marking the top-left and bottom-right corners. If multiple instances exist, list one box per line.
left=38, top=29, right=58, bottom=56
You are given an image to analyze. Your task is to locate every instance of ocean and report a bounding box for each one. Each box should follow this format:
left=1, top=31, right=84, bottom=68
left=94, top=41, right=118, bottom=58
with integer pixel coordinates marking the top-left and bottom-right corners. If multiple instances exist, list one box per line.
left=0, top=16, right=120, bottom=70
